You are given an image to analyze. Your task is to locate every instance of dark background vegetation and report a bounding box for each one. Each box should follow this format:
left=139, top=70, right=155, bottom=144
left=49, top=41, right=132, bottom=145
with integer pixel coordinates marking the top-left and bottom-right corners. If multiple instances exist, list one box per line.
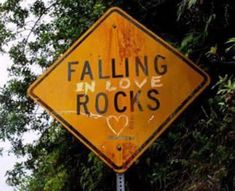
left=0, top=0, right=234, bottom=190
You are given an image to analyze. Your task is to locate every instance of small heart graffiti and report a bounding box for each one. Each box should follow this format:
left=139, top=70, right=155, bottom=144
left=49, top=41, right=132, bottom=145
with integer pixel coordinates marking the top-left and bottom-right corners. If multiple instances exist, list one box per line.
left=106, top=115, right=129, bottom=136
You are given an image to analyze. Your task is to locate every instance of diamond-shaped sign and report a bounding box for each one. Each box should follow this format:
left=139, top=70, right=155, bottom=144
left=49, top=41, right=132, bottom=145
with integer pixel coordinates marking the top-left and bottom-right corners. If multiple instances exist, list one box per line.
left=28, top=7, right=210, bottom=172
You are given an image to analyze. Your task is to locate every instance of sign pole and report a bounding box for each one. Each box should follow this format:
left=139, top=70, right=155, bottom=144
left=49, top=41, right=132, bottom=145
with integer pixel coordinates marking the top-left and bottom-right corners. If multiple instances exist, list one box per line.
left=116, top=173, right=125, bottom=191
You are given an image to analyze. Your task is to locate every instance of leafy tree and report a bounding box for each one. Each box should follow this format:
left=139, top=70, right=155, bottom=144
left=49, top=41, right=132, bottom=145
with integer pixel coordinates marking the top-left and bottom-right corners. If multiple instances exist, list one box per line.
left=0, top=0, right=234, bottom=190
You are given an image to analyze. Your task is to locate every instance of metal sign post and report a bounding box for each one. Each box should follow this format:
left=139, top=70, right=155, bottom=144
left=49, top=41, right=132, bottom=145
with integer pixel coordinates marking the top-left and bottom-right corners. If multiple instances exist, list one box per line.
left=116, top=173, right=125, bottom=191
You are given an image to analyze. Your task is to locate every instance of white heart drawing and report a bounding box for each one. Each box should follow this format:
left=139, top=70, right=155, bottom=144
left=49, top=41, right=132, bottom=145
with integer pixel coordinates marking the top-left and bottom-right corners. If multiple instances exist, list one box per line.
left=106, top=115, right=129, bottom=136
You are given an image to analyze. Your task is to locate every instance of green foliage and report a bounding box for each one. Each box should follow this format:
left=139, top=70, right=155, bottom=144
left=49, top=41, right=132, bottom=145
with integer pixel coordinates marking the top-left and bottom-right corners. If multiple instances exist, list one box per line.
left=177, top=0, right=198, bottom=20
left=216, top=75, right=235, bottom=112
left=0, top=0, right=235, bottom=190
left=226, top=37, right=235, bottom=54
left=0, top=20, right=12, bottom=52
left=179, top=32, right=204, bottom=56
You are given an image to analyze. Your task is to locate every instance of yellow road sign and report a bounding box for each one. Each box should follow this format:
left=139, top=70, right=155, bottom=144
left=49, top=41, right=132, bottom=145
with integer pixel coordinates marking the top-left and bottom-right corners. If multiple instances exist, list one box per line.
left=28, top=7, right=210, bottom=173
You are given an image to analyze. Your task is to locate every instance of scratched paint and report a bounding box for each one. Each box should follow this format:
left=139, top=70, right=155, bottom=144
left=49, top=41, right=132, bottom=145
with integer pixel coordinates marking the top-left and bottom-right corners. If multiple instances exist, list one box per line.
left=122, top=142, right=138, bottom=161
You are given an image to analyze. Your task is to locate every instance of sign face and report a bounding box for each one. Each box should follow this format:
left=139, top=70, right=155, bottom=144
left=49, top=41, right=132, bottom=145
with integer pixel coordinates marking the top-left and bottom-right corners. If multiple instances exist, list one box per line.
left=28, top=7, right=210, bottom=172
